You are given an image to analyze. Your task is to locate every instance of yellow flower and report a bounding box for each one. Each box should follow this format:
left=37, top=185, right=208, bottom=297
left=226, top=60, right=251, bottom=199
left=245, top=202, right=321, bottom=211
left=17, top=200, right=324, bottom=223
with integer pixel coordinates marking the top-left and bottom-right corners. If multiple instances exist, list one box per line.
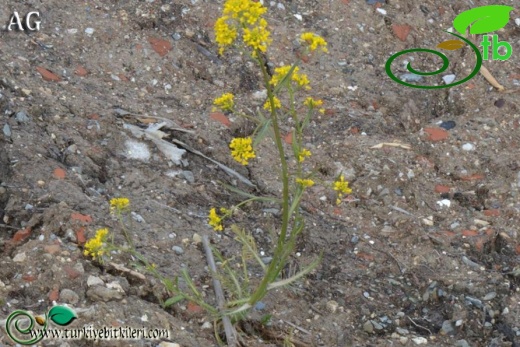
left=215, top=16, right=238, bottom=54
left=84, top=228, right=109, bottom=260
left=300, top=32, right=328, bottom=53
left=243, top=18, right=271, bottom=53
left=333, top=175, right=352, bottom=205
left=213, top=93, right=235, bottom=111
left=208, top=208, right=223, bottom=231
left=269, top=65, right=310, bottom=89
left=230, top=137, right=256, bottom=165
left=296, top=178, right=315, bottom=187
left=223, top=0, right=267, bottom=25
left=110, top=198, right=129, bottom=213
left=263, top=96, right=281, bottom=110
left=304, top=97, right=323, bottom=108
left=298, top=148, right=312, bottom=163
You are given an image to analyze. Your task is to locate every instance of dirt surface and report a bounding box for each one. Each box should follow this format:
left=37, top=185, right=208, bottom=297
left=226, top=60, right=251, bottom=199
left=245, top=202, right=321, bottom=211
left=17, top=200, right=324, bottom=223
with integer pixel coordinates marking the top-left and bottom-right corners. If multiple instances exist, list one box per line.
left=1, top=0, right=520, bottom=346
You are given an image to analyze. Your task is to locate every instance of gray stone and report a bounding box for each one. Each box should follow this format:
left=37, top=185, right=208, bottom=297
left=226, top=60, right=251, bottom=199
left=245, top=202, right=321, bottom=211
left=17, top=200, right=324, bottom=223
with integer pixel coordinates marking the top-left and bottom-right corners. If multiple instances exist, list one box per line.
left=440, top=320, right=454, bottom=335
left=181, top=171, right=195, bottom=184
left=172, top=246, right=184, bottom=255
left=87, top=275, right=104, bottom=287
left=455, top=340, right=470, bottom=347
left=60, top=289, right=80, bottom=305
left=86, top=286, right=124, bottom=302
left=363, top=320, right=374, bottom=333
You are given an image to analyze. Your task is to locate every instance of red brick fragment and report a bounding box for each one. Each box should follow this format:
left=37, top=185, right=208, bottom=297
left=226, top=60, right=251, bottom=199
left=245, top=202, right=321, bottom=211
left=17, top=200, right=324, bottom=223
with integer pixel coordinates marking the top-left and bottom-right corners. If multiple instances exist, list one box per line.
left=392, top=24, right=411, bottom=42
left=424, top=127, right=448, bottom=142
left=36, top=67, right=61, bottom=82
left=148, top=37, right=173, bottom=57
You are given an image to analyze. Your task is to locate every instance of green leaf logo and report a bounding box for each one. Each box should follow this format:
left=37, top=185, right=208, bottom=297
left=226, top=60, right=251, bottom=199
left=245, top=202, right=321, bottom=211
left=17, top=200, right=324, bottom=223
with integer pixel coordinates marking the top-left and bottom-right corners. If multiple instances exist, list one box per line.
left=48, top=306, right=77, bottom=326
left=453, top=5, right=514, bottom=36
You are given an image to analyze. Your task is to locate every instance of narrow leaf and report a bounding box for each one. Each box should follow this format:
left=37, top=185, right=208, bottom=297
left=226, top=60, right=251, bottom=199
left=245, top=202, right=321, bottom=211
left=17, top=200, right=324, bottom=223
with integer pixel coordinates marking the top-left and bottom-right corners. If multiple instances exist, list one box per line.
left=436, top=39, right=465, bottom=50
left=253, top=118, right=272, bottom=147
left=164, top=295, right=185, bottom=307
left=453, top=5, right=513, bottom=36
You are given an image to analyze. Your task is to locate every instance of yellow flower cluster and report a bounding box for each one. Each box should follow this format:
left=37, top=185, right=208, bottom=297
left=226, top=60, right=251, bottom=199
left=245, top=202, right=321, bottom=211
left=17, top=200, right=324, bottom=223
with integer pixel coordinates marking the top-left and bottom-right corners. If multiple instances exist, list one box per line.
left=110, top=197, right=129, bottom=214
left=270, top=65, right=310, bottom=89
left=263, top=96, right=281, bottom=110
left=83, top=228, right=109, bottom=260
left=208, top=208, right=223, bottom=231
left=298, top=148, right=312, bottom=163
left=213, top=92, right=235, bottom=111
left=215, top=17, right=238, bottom=55
left=333, top=175, right=352, bottom=205
left=230, top=137, right=256, bottom=165
left=215, top=0, right=271, bottom=55
left=296, top=178, right=315, bottom=187
left=300, top=32, right=328, bottom=53
left=303, top=97, right=323, bottom=108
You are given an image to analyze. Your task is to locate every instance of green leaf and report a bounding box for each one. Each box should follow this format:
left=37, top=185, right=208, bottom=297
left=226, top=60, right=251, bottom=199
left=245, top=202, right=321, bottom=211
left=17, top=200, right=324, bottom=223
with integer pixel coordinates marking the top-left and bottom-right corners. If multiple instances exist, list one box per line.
left=253, top=118, right=272, bottom=147
left=48, top=306, right=77, bottom=326
left=164, top=295, right=185, bottom=308
left=453, top=5, right=513, bottom=36
left=219, top=182, right=279, bottom=203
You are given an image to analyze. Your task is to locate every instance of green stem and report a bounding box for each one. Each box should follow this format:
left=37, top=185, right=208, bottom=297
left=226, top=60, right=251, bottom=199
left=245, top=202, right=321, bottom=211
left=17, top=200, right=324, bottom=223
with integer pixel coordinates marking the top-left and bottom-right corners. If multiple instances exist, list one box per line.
left=248, top=49, right=291, bottom=304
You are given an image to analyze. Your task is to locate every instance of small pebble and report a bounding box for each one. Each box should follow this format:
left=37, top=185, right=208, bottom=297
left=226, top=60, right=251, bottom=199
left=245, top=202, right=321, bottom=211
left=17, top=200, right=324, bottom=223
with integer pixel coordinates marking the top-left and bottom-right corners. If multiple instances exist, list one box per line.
left=3, top=124, right=12, bottom=137
left=60, top=289, right=80, bottom=305
left=326, top=300, right=339, bottom=313
left=483, top=292, right=496, bottom=301
left=15, top=111, right=30, bottom=123
left=494, top=99, right=505, bottom=108
left=192, top=233, right=202, bottom=244
left=87, top=275, right=104, bottom=287
left=172, top=246, right=184, bottom=255
left=254, top=301, right=266, bottom=310
left=455, top=340, right=470, bottom=347
left=181, top=171, right=195, bottom=184
left=462, top=143, right=474, bottom=151
left=172, top=32, right=181, bottom=40
left=201, top=321, right=212, bottom=329
left=443, top=74, right=456, bottom=84
left=13, top=252, right=26, bottom=262
left=363, top=320, right=374, bottom=333
left=412, top=337, right=428, bottom=345
left=400, top=73, right=422, bottom=82
left=439, top=120, right=456, bottom=130
left=440, top=320, right=454, bottom=335
left=85, top=27, right=94, bottom=35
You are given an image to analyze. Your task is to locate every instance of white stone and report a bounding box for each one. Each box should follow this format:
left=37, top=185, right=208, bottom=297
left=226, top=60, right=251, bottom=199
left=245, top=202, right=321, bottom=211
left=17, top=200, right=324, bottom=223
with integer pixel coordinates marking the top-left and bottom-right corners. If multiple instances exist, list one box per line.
left=462, top=143, right=475, bottom=151
left=412, top=337, right=428, bottom=345
left=87, top=275, right=104, bottom=287
left=443, top=74, right=456, bottom=84
left=13, top=252, right=26, bottom=262
left=436, top=199, right=451, bottom=208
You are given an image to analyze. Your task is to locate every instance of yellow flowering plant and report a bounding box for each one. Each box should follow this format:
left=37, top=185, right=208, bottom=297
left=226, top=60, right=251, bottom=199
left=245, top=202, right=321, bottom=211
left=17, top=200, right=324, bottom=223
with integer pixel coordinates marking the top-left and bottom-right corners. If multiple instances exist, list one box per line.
left=158, top=0, right=354, bottom=340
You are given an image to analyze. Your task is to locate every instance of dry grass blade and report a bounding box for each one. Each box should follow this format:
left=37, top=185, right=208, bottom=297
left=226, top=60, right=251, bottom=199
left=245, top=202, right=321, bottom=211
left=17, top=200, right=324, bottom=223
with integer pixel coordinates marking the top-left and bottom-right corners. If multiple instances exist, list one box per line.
left=370, top=142, right=411, bottom=150
left=480, top=65, right=505, bottom=91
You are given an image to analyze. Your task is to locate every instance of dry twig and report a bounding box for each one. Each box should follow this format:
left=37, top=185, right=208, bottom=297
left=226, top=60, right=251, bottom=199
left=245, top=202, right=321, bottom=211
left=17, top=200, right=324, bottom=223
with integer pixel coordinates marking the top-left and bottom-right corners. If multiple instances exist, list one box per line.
left=202, top=235, right=238, bottom=347
left=480, top=65, right=505, bottom=91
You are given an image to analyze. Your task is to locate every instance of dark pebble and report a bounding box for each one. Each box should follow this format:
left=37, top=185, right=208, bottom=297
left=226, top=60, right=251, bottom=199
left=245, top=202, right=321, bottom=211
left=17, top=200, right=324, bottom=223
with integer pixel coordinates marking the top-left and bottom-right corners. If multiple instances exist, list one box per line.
left=494, top=99, right=505, bottom=108
left=439, top=120, right=456, bottom=130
